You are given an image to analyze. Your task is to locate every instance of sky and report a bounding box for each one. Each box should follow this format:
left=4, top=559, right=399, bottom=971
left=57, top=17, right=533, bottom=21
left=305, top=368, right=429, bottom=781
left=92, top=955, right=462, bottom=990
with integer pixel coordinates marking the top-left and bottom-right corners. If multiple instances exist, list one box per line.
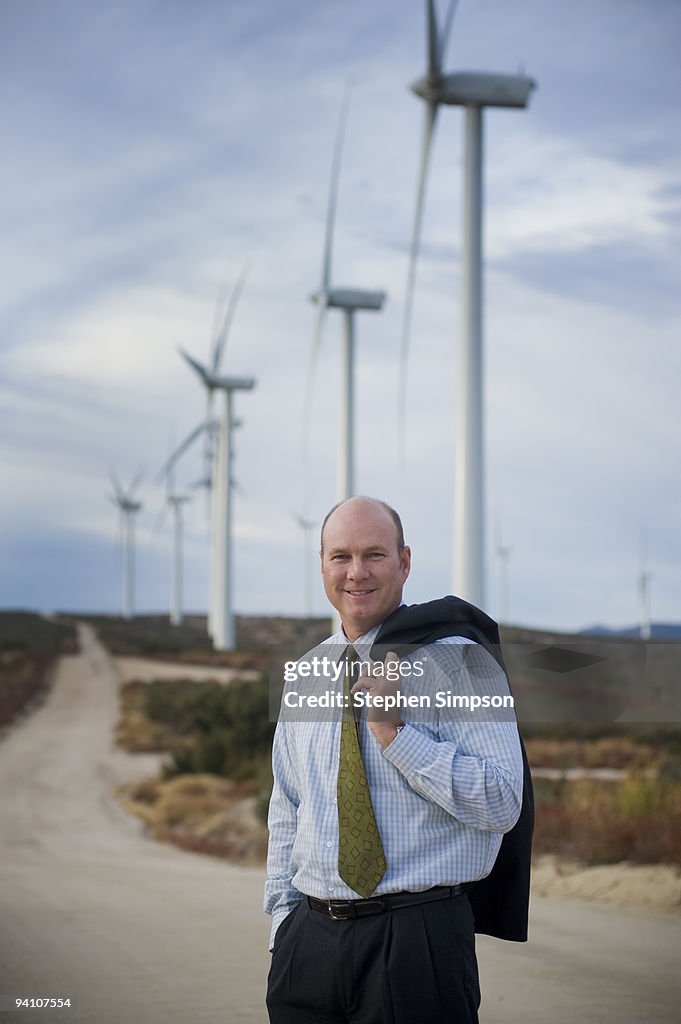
left=1, top=0, right=680, bottom=634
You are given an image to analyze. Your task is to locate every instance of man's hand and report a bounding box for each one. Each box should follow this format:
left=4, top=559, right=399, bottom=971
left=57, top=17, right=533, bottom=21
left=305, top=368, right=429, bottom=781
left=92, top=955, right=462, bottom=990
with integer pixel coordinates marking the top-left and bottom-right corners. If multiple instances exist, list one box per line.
left=350, top=650, right=404, bottom=749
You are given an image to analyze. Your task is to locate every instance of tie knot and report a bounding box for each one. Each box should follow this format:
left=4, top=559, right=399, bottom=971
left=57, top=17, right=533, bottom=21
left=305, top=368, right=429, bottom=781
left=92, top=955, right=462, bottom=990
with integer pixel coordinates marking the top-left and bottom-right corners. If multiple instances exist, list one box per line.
left=343, top=645, right=359, bottom=684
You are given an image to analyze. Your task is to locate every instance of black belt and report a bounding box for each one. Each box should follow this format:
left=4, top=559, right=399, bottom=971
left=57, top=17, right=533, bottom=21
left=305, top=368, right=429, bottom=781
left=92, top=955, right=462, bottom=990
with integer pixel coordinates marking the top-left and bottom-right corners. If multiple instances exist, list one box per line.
left=306, top=885, right=467, bottom=921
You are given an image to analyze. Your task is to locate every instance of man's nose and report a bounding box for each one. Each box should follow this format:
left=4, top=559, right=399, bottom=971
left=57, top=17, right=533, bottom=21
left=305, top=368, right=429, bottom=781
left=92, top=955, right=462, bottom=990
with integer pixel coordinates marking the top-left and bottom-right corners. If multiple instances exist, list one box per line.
left=347, top=558, right=370, bottom=579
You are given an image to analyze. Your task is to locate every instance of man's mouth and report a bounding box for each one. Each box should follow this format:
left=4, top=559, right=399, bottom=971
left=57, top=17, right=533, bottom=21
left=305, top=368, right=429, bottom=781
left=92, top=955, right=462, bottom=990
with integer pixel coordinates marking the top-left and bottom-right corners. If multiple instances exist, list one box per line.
left=345, top=589, right=376, bottom=597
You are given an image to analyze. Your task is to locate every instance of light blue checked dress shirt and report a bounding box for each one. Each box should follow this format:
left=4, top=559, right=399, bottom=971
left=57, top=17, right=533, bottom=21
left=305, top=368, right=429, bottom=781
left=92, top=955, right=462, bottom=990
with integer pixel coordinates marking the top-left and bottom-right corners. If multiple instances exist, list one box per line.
left=264, top=622, right=523, bottom=949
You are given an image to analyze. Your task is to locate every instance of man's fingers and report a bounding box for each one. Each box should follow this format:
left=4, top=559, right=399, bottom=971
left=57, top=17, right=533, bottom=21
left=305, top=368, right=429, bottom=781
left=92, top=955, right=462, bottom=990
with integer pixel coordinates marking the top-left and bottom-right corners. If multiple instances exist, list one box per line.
left=350, top=652, right=402, bottom=694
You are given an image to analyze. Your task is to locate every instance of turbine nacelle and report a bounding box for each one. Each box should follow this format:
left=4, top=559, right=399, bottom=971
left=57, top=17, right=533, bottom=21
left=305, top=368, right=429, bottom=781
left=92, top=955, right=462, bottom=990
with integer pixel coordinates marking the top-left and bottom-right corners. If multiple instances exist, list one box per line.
left=210, top=373, right=256, bottom=392
left=167, top=494, right=190, bottom=509
left=411, top=70, right=536, bottom=109
left=310, top=287, right=386, bottom=312
left=179, top=348, right=255, bottom=393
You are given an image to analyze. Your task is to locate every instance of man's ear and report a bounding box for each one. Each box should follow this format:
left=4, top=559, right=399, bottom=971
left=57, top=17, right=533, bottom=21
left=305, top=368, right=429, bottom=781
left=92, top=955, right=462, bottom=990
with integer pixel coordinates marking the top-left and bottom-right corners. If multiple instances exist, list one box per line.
left=401, top=545, right=412, bottom=579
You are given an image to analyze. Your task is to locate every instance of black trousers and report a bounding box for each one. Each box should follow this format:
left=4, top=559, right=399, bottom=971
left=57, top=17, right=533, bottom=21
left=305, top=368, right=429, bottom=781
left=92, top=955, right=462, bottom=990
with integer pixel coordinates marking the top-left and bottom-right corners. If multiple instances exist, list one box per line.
left=266, top=891, right=480, bottom=1024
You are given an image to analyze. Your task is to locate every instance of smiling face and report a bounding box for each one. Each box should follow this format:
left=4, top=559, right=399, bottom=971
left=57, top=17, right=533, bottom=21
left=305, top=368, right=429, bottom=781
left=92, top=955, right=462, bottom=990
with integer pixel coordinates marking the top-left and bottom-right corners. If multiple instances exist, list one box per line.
left=320, top=497, right=411, bottom=642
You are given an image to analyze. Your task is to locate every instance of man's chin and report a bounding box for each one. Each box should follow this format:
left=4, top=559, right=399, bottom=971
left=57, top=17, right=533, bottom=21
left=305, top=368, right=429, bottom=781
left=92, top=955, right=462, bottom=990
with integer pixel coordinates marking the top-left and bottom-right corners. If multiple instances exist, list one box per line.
left=338, top=594, right=383, bottom=636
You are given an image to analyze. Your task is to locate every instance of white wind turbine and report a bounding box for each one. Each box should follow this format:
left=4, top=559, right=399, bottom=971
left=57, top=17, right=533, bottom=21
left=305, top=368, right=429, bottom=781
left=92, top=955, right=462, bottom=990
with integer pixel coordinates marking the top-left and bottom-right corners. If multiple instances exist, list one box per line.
left=107, top=471, right=143, bottom=620
left=175, top=268, right=255, bottom=650
left=306, top=86, right=386, bottom=501
left=402, top=0, right=536, bottom=608
left=157, top=460, right=191, bottom=627
left=293, top=513, right=317, bottom=618
left=638, top=531, right=653, bottom=641
left=495, top=522, right=512, bottom=627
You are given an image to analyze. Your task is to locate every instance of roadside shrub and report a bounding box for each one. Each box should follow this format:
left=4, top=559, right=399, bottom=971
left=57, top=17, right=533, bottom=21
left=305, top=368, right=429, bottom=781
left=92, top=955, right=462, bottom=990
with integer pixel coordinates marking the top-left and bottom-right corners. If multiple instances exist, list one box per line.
left=148, top=676, right=275, bottom=783
left=533, top=772, right=681, bottom=865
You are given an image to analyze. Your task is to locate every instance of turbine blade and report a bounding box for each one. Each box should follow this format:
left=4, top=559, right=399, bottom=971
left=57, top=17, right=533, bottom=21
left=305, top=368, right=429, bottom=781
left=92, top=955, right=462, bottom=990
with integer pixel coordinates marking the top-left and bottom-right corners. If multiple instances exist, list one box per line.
left=179, top=347, right=210, bottom=385
left=211, top=262, right=251, bottom=372
left=158, top=421, right=206, bottom=481
left=301, top=301, right=327, bottom=457
left=152, top=501, right=168, bottom=537
left=427, top=0, right=441, bottom=83
left=108, top=469, right=124, bottom=501
left=398, top=100, right=439, bottom=462
left=165, top=435, right=176, bottom=497
left=209, top=283, right=230, bottom=362
left=439, top=0, right=460, bottom=69
left=321, top=82, right=352, bottom=293
left=128, top=467, right=144, bottom=498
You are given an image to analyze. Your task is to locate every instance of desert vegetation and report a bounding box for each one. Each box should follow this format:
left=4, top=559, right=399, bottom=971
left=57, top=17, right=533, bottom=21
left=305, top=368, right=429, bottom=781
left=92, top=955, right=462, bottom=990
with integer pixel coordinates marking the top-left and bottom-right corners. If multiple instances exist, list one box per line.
left=116, top=671, right=275, bottom=861
left=0, top=611, right=77, bottom=728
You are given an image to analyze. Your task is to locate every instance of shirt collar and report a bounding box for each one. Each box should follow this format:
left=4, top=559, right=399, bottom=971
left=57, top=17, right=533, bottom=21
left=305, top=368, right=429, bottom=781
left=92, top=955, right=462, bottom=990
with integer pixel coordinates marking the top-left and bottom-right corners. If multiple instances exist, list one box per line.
left=327, top=603, right=406, bottom=660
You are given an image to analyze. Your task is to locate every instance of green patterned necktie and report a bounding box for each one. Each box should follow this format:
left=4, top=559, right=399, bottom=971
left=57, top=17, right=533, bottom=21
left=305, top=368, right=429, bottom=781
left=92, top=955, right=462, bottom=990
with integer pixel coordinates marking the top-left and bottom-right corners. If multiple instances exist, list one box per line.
left=337, top=645, right=387, bottom=898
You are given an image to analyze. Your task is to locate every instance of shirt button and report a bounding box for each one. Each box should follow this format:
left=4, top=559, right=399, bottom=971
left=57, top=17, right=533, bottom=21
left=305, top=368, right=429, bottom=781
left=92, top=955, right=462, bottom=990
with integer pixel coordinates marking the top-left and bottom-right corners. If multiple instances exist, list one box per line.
left=326, top=840, right=333, bottom=848
left=328, top=885, right=335, bottom=893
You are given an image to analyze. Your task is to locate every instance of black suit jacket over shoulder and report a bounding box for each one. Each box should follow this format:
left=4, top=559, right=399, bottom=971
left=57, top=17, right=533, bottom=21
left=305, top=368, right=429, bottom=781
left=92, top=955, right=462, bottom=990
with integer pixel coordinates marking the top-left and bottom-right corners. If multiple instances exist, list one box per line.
left=370, top=595, right=533, bottom=942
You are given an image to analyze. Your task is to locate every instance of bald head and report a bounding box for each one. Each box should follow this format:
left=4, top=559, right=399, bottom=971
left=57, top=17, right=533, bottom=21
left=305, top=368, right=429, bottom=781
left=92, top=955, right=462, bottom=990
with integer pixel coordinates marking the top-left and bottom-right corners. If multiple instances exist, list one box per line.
left=320, top=496, right=405, bottom=556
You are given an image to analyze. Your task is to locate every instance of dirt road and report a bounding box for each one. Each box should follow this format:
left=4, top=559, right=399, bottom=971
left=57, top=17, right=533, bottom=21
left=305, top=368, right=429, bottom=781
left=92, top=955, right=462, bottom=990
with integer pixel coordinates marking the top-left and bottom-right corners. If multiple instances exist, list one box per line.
left=1, top=625, right=679, bottom=1023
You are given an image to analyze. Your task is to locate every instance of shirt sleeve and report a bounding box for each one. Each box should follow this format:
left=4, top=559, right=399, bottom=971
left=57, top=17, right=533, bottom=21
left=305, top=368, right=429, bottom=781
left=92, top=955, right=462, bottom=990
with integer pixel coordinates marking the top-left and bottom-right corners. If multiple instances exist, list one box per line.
left=381, top=642, right=523, bottom=834
left=263, top=719, right=304, bottom=951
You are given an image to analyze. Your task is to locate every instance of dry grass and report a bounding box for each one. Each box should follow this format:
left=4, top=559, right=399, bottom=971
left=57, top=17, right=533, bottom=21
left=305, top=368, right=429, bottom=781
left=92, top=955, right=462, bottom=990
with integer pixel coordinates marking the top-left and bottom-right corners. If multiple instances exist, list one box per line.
left=533, top=771, right=681, bottom=866
left=115, top=680, right=183, bottom=752
left=117, top=773, right=268, bottom=864
left=525, top=736, right=657, bottom=771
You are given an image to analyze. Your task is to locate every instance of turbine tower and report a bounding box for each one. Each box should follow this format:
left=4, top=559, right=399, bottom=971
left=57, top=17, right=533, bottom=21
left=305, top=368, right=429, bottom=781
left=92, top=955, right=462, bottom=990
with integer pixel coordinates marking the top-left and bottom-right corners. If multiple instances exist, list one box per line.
left=403, top=0, right=535, bottom=607
left=159, top=461, right=191, bottom=627
left=177, top=267, right=256, bottom=650
left=107, top=471, right=143, bottom=620
left=496, top=524, right=511, bottom=627
left=638, top=531, right=653, bottom=641
left=293, top=513, right=317, bottom=617
left=306, top=86, right=386, bottom=501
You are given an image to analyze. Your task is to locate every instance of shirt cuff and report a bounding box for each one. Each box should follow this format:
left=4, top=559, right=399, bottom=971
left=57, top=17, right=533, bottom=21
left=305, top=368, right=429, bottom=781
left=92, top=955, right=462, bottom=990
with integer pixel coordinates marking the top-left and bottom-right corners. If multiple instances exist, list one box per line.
left=381, top=722, right=441, bottom=775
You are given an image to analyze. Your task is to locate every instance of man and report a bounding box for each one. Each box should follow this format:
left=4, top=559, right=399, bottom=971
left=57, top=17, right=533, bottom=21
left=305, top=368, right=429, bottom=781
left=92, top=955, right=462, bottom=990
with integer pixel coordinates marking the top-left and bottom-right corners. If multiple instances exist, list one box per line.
left=265, top=496, right=527, bottom=1024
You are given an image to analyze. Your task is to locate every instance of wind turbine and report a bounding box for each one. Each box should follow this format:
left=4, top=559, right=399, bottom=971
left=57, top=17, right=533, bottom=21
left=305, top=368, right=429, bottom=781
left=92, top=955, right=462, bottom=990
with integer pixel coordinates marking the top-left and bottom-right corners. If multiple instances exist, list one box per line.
left=306, top=86, right=386, bottom=501
left=107, top=471, right=143, bottom=620
left=293, top=513, right=317, bottom=617
left=403, top=0, right=536, bottom=608
left=638, top=531, right=653, bottom=641
left=177, top=267, right=256, bottom=650
left=157, top=459, right=191, bottom=627
left=495, top=523, right=511, bottom=627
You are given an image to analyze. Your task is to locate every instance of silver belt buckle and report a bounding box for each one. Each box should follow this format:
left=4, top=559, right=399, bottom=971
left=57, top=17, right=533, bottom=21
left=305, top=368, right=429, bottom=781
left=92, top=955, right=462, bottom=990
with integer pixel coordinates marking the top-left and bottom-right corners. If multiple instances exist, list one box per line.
left=327, top=899, right=351, bottom=921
